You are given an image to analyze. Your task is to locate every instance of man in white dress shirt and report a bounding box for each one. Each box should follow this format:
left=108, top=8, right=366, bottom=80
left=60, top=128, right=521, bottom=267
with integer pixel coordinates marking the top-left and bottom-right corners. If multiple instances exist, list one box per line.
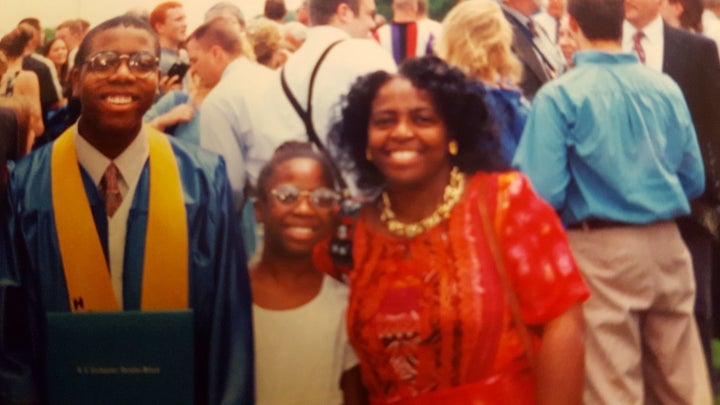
left=417, top=0, right=442, bottom=39
left=501, top=0, right=566, bottom=99
left=190, top=16, right=274, bottom=210
left=534, top=0, right=567, bottom=43
left=376, top=0, right=436, bottom=64
left=199, top=0, right=396, bottom=203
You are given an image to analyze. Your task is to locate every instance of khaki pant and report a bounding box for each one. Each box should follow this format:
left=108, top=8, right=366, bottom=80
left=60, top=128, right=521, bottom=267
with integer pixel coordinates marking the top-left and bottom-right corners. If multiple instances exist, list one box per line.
left=568, top=221, right=711, bottom=405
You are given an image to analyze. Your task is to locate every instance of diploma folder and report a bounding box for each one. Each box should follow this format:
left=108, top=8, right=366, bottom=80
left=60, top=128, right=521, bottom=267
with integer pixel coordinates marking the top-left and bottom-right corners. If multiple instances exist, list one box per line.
left=45, top=310, right=194, bottom=405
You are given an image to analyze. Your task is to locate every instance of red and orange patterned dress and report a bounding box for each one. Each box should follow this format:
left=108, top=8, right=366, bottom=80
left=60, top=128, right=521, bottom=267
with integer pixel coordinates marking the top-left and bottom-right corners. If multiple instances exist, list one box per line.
left=344, top=171, right=589, bottom=404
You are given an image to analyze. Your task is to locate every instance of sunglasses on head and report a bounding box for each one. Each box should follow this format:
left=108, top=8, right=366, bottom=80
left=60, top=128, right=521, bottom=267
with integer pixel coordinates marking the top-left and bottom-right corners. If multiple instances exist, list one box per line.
left=270, top=184, right=340, bottom=210
left=83, top=51, right=159, bottom=77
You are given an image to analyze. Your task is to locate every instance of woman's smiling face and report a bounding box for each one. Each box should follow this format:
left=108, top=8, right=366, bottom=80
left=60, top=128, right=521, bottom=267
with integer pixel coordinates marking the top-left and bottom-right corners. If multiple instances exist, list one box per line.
left=366, top=77, right=451, bottom=189
left=48, top=39, right=69, bottom=67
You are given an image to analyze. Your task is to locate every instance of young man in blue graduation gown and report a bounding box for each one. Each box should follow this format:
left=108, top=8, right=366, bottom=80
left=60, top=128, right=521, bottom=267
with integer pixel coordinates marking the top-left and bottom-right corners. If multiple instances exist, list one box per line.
left=0, top=16, right=254, bottom=404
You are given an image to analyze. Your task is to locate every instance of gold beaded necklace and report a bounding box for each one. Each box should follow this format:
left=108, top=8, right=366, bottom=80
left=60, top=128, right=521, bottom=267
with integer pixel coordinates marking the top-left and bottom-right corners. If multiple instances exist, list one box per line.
left=380, top=167, right=466, bottom=238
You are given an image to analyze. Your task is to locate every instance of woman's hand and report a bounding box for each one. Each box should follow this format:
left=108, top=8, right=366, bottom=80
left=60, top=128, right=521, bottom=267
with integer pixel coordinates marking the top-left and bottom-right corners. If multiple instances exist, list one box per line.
left=165, top=104, right=195, bottom=124
left=535, top=303, right=586, bottom=405
left=148, top=104, right=195, bottom=131
left=158, top=74, right=182, bottom=95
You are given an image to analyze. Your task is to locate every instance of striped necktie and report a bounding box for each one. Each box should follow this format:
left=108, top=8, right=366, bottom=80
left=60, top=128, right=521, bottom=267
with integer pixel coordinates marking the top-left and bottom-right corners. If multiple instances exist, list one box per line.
left=633, top=31, right=646, bottom=63
left=100, top=163, right=123, bottom=217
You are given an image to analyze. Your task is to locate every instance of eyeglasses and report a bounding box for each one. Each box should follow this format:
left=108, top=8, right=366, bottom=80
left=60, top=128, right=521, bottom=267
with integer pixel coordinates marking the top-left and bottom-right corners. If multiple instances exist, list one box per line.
left=270, top=184, right=340, bottom=210
left=83, top=51, right=159, bottom=77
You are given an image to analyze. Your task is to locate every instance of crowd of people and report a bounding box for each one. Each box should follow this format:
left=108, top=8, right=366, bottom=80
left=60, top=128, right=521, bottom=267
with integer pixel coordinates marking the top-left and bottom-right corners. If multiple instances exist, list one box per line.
left=0, top=0, right=719, bottom=404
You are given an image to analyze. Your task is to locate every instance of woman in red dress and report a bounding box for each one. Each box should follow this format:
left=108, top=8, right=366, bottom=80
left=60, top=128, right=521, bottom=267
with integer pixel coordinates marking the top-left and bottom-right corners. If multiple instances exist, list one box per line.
left=327, top=56, right=589, bottom=404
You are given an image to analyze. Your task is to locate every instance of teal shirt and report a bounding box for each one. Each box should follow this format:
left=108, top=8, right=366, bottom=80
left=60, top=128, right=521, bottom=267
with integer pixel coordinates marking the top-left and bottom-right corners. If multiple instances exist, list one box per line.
left=144, top=90, right=200, bottom=145
left=513, top=51, right=704, bottom=225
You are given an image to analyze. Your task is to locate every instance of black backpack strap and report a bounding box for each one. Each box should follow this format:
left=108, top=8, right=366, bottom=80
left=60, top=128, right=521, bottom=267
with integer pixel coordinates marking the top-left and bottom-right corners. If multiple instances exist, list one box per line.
left=280, top=69, right=315, bottom=144
left=280, top=39, right=360, bottom=273
left=280, top=39, right=348, bottom=191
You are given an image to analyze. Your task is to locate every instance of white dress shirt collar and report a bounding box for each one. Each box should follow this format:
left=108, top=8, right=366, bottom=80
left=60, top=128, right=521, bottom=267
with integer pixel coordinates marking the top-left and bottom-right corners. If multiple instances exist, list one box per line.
left=503, top=4, right=532, bottom=26
left=74, top=123, right=149, bottom=193
left=623, top=15, right=664, bottom=71
left=642, top=14, right=665, bottom=44
left=623, top=14, right=664, bottom=46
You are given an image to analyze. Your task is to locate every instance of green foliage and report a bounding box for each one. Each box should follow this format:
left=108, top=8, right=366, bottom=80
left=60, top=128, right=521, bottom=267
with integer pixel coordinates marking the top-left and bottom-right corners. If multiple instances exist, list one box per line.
left=43, top=28, right=55, bottom=45
left=427, top=0, right=457, bottom=20
left=376, top=0, right=457, bottom=21
left=377, top=0, right=392, bottom=19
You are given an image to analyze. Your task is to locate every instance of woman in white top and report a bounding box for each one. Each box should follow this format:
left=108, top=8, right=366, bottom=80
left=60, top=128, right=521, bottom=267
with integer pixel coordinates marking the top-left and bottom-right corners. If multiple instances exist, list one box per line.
left=251, top=141, right=365, bottom=405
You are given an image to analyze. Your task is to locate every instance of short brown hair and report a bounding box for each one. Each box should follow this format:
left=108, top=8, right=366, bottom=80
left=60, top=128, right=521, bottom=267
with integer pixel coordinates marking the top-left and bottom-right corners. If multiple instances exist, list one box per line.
left=205, top=2, right=246, bottom=29
left=18, top=18, right=40, bottom=31
left=264, top=0, right=288, bottom=20
left=57, top=19, right=85, bottom=35
left=309, top=0, right=360, bottom=25
left=568, top=0, right=623, bottom=40
left=186, top=16, right=248, bottom=57
left=149, top=1, right=183, bottom=30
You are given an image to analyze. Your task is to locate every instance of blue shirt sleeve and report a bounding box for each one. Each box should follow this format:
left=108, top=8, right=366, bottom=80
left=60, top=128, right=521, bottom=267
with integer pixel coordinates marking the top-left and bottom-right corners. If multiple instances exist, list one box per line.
left=512, top=89, right=570, bottom=210
left=144, top=91, right=188, bottom=122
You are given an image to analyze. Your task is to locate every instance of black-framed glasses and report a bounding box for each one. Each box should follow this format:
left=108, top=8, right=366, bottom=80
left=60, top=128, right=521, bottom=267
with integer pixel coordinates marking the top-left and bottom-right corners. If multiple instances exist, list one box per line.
left=83, top=51, right=159, bottom=77
left=270, top=184, right=340, bottom=210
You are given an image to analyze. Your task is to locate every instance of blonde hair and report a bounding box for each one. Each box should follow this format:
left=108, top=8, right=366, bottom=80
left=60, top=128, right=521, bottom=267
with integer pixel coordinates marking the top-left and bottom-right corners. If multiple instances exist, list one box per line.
left=246, top=18, right=282, bottom=67
left=436, top=0, right=521, bottom=85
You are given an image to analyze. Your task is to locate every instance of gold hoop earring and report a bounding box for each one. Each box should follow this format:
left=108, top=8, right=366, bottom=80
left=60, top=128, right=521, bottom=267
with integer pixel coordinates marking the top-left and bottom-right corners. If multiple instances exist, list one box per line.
left=448, top=140, right=458, bottom=156
left=365, top=148, right=373, bottom=161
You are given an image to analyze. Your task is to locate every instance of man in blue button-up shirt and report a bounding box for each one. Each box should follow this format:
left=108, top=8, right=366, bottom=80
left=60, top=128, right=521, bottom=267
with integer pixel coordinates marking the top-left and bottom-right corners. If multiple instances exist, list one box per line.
left=513, top=0, right=711, bottom=403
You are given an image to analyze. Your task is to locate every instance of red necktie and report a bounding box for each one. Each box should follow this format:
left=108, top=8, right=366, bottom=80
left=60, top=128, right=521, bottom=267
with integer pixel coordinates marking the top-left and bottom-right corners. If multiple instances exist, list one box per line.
left=100, top=163, right=123, bottom=217
left=633, top=31, right=646, bottom=64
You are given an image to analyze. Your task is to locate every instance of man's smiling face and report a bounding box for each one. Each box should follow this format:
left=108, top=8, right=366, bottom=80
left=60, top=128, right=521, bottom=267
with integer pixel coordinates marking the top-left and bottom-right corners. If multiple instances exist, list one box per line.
left=73, top=25, right=160, bottom=137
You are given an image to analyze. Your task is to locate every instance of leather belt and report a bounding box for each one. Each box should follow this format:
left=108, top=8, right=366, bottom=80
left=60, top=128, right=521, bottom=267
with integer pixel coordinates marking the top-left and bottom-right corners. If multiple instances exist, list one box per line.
left=566, top=218, right=630, bottom=231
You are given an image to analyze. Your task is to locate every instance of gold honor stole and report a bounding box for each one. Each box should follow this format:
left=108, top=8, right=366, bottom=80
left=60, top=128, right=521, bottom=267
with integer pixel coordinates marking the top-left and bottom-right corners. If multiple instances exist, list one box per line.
left=51, top=126, right=188, bottom=312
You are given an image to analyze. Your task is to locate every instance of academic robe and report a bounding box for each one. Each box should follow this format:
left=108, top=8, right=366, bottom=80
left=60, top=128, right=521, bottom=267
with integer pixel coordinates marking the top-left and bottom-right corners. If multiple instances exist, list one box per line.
left=0, top=106, right=17, bottom=273
left=0, top=136, right=254, bottom=404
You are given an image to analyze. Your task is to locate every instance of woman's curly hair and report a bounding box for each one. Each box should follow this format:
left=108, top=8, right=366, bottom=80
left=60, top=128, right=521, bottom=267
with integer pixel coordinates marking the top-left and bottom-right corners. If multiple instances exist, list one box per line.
left=329, top=55, right=505, bottom=194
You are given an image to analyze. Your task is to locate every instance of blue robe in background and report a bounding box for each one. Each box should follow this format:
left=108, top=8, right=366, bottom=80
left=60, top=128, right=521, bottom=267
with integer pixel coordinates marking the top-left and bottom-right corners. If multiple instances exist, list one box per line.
left=0, top=136, right=254, bottom=404
left=482, top=85, right=530, bottom=165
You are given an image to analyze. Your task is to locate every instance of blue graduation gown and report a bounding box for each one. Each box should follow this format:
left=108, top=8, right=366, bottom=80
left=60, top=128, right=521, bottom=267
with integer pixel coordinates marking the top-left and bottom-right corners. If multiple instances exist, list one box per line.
left=0, top=137, right=254, bottom=404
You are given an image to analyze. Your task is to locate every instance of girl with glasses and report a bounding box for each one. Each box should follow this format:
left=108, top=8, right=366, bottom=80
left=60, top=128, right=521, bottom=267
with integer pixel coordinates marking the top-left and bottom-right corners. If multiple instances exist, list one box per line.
left=251, top=141, right=365, bottom=405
